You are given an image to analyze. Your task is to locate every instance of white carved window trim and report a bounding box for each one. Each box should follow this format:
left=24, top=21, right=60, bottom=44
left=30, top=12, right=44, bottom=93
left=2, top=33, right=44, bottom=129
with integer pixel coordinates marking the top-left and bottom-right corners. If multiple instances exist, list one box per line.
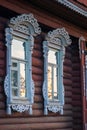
left=4, top=14, right=41, bottom=114
left=43, top=28, right=71, bottom=115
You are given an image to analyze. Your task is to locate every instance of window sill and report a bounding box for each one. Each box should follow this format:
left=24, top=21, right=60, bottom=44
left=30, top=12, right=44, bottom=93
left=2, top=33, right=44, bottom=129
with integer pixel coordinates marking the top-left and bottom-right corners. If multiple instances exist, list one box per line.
left=47, top=101, right=63, bottom=114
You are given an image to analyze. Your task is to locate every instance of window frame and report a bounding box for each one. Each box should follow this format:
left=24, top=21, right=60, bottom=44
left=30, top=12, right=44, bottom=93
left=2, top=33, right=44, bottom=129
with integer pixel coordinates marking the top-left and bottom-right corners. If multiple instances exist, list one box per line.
left=4, top=14, right=41, bottom=114
left=43, top=28, right=71, bottom=115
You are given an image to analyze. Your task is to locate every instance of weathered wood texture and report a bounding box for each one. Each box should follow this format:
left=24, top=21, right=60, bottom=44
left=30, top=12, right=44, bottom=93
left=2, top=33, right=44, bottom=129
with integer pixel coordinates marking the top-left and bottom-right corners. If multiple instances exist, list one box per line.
left=0, top=17, right=83, bottom=130
left=71, top=38, right=83, bottom=130
left=0, top=18, right=7, bottom=117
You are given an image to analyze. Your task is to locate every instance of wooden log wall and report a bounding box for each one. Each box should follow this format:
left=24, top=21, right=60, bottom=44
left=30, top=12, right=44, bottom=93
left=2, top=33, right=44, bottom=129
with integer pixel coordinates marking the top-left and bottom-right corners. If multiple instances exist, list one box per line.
left=71, top=38, right=83, bottom=130
left=0, top=17, right=83, bottom=130
left=0, top=17, right=7, bottom=117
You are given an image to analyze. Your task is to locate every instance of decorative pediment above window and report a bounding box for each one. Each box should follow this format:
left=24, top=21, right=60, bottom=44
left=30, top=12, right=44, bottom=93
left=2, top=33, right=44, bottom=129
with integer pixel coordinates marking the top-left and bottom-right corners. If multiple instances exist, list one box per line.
left=4, top=14, right=41, bottom=114
left=46, top=28, right=71, bottom=48
left=10, top=14, right=41, bottom=36
left=43, top=28, right=71, bottom=115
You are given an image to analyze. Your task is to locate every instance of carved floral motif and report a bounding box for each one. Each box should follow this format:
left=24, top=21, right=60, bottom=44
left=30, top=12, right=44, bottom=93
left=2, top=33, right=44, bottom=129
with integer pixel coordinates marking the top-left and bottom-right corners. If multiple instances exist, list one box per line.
left=12, top=104, right=30, bottom=113
left=46, top=28, right=71, bottom=46
left=10, top=14, right=41, bottom=35
left=4, top=75, right=9, bottom=97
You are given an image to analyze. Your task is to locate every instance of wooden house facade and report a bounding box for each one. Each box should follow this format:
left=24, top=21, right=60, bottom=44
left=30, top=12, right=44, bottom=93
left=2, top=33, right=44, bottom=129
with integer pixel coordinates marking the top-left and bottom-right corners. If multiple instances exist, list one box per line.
left=0, top=0, right=87, bottom=130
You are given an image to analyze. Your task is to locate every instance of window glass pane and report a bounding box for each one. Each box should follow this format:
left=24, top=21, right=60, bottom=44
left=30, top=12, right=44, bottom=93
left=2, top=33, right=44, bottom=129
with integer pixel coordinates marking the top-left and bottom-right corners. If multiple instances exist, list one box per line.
left=48, top=49, right=58, bottom=100
left=53, top=67, right=58, bottom=99
left=12, top=39, right=24, bottom=59
left=11, top=38, right=26, bottom=98
left=11, top=70, right=18, bottom=97
left=20, top=63, right=26, bottom=98
left=48, top=66, right=52, bottom=99
left=12, top=88, right=18, bottom=97
left=11, top=70, right=18, bottom=87
left=48, top=50, right=56, bottom=64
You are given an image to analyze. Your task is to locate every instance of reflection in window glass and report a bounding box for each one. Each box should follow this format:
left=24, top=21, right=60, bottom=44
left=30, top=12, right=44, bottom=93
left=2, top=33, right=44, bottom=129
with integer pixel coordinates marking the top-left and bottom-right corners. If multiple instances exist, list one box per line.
left=11, top=60, right=26, bottom=98
left=48, top=66, right=52, bottom=99
left=48, top=49, right=58, bottom=100
left=11, top=39, right=26, bottom=98
left=20, top=63, right=26, bottom=97
left=48, top=50, right=56, bottom=64
left=54, top=67, right=57, bottom=99
left=11, top=70, right=18, bottom=97
left=12, top=39, right=24, bottom=59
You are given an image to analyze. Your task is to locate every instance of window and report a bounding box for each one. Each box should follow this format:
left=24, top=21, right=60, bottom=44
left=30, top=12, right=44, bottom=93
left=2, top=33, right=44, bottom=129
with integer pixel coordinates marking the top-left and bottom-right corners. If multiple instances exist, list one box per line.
left=11, top=39, right=26, bottom=98
left=4, top=14, right=41, bottom=114
left=43, top=28, right=71, bottom=115
left=48, top=49, right=58, bottom=100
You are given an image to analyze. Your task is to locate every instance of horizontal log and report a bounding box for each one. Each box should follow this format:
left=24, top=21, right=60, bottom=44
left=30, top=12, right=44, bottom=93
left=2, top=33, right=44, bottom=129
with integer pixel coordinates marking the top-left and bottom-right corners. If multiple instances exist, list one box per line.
left=63, top=73, right=72, bottom=79
left=0, top=18, right=7, bottom=24
left=72, top=77, right=80, bottom=82
left=72, top=71, right=80, bottom=77
left=0, top=59, right=5, bottom=66
left=33, top=50, right=43, bottom=58
left=33, top=103, right=43, bottom=109
left=65, top=97, right=72, bottom=104
left=0, top=42, right=5, bottom=49
left=72, top=82, right=81, bottom=88
left=72, top=95, right=81, bottom=100
left=63, top=110, right=72, bottom=116
left=34, top=43, right=42, bottom=50
left=33, top=74, right=43, bottom=81
left=72, top=50, right=79, bottom=55
left=73, top=119, right=82, bottom=124
left=33, top=109, right=43, bottom=116
left=0, top=101, right=5, bottom=109
left=73, top=113, right=82, bottom=118
left=32, top=57, right=43, bottom=67
left=32, top=66, right=43, bottom=75
left=65, top=91, right=72, bottom=97
left=35, top=87, right=42, bottom=94
left=0, top=33, right=4, bottom=41
left=63, top=66, right=72, bottom=73
left=73, top=125, right=82, bottom=130
left=34, top=81, right=43, bottom=87
left=72, top=63, right=80, bottom=68
left=34, top=36, right=43, bottom=44
left=64, top=59, right=72, bottom=66
left=0, top=122, right=72, bottom=130
left=0, top=68, right=5, bottom=76
left=0, top=85, right=4, bottom=92
left=0, top=110, right=6, bottom=117
left=34, top=95, right=43, bottom=102
left=63, top=79, right=72, bottom=86
left=64, top=104, right=72, bottom=110
left=0, top=94, right=5, bottom=101
left=72, top=88, right=81, bottom=94
left=64, top=85, right=72, bottom=91
left=73, top=107, right=82, bottom=112
left=0, top=24, right=6, bottom=31
left=72, top=57, right=80, bottom=62
left=0, top=50, right=5, bottom=58
left=0, top=116, right=72, bottom=124
left=72, top=101, right=82, bottom=106
left=65, top=46, right=71, bottom=52
left=65, top=52, right=71, bottom=59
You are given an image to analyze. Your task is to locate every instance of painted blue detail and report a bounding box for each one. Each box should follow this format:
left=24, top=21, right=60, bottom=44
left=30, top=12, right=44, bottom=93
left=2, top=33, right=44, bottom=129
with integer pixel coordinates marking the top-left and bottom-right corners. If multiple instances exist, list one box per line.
left=4, top=14, right=41, bottom=114
left=43, top=28, right=71, bottom=115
